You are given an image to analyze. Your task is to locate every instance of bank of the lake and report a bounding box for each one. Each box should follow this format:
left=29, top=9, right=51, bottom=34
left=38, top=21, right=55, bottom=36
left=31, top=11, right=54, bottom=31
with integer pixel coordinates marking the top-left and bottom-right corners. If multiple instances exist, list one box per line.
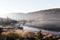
left=22, top=26, right=60, bottom=36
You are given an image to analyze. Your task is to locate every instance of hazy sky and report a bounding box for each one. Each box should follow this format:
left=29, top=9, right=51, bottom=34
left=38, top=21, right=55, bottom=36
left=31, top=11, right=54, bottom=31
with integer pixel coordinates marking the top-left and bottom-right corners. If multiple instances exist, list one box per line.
left=0, top=0, right=60, bottom=15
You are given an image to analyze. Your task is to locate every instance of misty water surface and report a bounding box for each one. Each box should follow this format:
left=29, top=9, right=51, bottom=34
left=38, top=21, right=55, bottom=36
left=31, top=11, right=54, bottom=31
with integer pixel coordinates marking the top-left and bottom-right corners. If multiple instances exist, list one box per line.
left=22, top=26, right=60, bottom=36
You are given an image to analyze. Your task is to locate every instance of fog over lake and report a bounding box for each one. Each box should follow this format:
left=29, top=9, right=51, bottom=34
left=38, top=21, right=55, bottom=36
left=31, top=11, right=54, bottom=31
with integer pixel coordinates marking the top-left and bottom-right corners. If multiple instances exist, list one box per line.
left=22, top=26, right=60, bottom=36
left=4, top=8, right=60, bottom=32
left=1, top=8, right=60, bottom=35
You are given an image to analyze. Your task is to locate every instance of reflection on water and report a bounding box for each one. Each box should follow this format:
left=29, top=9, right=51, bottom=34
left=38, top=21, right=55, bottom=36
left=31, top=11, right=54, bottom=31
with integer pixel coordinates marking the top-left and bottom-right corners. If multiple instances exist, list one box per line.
left=22, top=26, right=60, bottom=36
left=22, top=26, right=40, bottom=31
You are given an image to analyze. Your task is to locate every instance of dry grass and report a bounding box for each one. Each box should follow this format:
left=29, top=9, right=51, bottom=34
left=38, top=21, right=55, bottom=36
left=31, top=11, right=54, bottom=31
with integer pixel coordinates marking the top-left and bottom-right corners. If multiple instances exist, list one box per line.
left=0, top=30, right=40, bottom=40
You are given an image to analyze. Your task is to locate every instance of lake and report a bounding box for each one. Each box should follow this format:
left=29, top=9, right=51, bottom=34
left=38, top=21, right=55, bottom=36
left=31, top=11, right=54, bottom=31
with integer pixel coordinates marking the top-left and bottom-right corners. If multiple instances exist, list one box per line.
left=22, top=26, right=60, bottom=36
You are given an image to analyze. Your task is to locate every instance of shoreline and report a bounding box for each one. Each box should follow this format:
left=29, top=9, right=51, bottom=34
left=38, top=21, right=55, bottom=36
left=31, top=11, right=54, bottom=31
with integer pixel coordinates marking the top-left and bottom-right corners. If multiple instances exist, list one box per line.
left=41, top=29, right=60, bottom=36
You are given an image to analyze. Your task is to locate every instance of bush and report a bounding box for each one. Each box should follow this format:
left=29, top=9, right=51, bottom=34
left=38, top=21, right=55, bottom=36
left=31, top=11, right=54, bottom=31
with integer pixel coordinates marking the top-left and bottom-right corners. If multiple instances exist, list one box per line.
left=0, top=30, right=41, bottom=40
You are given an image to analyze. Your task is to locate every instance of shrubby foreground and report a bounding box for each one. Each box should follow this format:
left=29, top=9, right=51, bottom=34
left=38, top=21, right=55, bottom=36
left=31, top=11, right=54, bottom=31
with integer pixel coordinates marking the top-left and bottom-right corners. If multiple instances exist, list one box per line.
left=0, top=29, right=60, bottom=40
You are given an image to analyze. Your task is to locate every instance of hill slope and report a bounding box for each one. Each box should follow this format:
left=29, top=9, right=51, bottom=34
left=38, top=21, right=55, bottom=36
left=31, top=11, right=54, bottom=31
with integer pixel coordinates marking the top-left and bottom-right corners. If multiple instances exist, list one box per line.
left=5, top=8, right=60, bottom=31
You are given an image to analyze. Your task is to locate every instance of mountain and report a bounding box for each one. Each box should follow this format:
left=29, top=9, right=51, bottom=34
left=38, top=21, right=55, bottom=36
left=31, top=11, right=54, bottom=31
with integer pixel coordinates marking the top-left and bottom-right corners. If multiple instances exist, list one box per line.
left=4, top=8, right=60, bottom=31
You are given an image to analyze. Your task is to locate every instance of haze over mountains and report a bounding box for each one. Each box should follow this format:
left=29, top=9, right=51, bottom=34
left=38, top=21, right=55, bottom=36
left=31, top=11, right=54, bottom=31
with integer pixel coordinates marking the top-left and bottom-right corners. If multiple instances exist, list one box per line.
left=1, top=8, right=60, bottom=31
left=5, top=8, right=60, bottom=20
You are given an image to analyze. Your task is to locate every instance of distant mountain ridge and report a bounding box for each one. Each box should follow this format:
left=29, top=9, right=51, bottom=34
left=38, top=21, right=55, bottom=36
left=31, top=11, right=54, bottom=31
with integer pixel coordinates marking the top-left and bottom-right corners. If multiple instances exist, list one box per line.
left=1, top=8, right=60, bottom=31
left=5, top=8, right=60, bottom=20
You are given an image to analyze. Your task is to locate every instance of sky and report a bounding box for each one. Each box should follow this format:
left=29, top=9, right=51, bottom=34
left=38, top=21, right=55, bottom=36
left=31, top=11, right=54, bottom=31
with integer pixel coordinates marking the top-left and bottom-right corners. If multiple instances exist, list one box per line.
left=0, top=0, right=60, bottom=16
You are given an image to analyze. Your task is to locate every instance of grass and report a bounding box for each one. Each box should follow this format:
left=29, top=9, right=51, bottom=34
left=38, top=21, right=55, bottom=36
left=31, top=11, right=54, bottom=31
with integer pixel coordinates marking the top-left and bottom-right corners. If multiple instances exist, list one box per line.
left=1, top=29, right=60, bottom=40
left=0, top=30, right=41, bottom=40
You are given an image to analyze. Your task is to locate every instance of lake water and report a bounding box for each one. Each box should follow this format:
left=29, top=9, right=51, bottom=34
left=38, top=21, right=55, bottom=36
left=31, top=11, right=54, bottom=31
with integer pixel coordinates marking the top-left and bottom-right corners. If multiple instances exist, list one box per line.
left=22, top=26, right=40, bottom=31
left=42, top=30, right=60, bottom=36
left=22, top=26, right=60, bottom=36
